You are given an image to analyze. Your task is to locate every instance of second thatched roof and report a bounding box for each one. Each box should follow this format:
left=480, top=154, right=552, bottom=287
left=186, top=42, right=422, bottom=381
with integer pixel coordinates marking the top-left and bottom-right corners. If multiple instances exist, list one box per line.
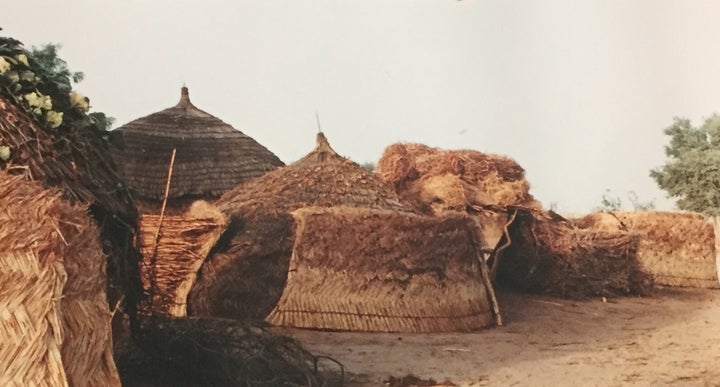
left=110, top=87, right=284, bottom=208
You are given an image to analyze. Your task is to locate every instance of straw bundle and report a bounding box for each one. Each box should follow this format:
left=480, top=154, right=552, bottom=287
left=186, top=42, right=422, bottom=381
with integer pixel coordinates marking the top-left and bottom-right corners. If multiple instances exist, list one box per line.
left=0, top=173, right=119, bottom=386
left=578, top=211, right=719, bottom=288
left=266, top=207, right=496, bottom=332
left=497, top=210, right=650, bottom=298
left=139, top=201, right=228, bottom=317
left=376, top=143, right=539, bottom=214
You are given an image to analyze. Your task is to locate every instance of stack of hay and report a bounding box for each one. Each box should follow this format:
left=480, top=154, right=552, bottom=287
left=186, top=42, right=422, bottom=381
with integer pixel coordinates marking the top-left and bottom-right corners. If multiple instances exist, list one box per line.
left=0, top=172, right=120, bottom=386
left=376, top=143, right=540, bottom=255
left=138, top=201, right=229, bottom=317
left=576, top=211, right=719, bottom=288
left=188, top=133, right=500, bottom=332
left=496, top=210, right=650, bottom=298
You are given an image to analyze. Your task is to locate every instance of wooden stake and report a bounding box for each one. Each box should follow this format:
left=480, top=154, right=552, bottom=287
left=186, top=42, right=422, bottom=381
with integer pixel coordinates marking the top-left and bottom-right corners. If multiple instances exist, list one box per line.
left=148, top=148, right=177, bottom=314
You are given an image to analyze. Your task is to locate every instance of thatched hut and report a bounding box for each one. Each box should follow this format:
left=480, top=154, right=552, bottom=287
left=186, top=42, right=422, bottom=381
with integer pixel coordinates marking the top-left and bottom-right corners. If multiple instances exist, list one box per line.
left=576, top=211, right=719, bottom=288
left=266, top=206, right=497, bottom=332
left=188, top=133, right=500, bottom=331
left=495, top=209, right=651, bottom=298
left=0, top=172, right=120, bottom=386
left=188, top=132, right=415, bottom=320
left=110, top=87, right=284, bottom=214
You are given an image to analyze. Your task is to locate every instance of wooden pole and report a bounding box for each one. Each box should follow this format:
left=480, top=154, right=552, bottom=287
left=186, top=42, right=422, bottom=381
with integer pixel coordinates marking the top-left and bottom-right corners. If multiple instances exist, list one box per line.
left=148, top=148, right=177, bottom=314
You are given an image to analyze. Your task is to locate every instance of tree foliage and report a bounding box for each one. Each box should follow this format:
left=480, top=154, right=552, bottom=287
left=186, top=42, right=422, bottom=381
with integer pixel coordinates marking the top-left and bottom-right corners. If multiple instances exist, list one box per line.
left=597, top=189, right=655, bottom=212
left=651, top=116, right=720, bottom=216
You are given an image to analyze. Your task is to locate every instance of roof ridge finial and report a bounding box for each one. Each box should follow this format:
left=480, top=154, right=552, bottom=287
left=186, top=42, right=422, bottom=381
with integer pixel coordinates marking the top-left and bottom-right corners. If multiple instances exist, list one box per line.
left=177, top=85, right=191, bottom=107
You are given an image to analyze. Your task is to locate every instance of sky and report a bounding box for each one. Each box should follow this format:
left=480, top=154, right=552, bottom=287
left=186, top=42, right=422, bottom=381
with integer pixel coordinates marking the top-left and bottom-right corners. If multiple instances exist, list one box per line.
left=5, top=1, right=720, bottom=213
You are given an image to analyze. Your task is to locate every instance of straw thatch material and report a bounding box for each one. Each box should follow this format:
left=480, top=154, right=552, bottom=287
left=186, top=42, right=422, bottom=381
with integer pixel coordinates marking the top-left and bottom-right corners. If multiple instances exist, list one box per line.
left=376, top=142, right=540, bottom=214
left=1, top=92, right=141, bottom=359
left=138, top=201, right=229, bottom=317
left=188, top=133, right=415, bottom=320
left=0, top=173, right=120, bottom=386
left=266, top=207, right=495, bottom=332
left=496, top=209, right=650, bottom=298
left=0, top=95, right=135, bottom=220
left=110, top=87, right=283, bottom=213
left=577, top=211, right=719, bottom=288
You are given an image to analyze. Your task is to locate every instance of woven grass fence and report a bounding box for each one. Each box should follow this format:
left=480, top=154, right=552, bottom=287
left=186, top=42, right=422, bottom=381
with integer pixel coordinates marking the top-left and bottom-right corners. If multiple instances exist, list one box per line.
left=497, top=210, right=651, bottom=298
left=139, top=201, right=228, bottom=317
left=0, top=173, right=119, bottom=386
left=266, top=206, right=497, bottom=332
left=578, top=211, right=719, bottom=288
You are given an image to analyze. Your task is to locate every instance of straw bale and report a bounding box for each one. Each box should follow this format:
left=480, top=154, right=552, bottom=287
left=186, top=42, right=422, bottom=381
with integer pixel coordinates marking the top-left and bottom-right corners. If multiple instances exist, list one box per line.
left=188, top=133, right=415, bottom=320
left=611, top=212, right=718, bottom=288
left=574, top=212, right=625, bottom=232
left=376, top=142, right=539, bottom=214
left=266, top=206, right=496, bottom=332
left=0, top=173, right=119, bottom=386
left=496, top=210, right=650, bottom=298
left=139, top=201, right=229, bottom=317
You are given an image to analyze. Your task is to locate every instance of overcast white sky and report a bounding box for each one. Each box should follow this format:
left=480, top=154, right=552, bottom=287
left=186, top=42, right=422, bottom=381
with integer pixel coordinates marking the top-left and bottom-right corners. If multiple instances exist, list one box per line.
left=5, top=1, right=720, bottom=213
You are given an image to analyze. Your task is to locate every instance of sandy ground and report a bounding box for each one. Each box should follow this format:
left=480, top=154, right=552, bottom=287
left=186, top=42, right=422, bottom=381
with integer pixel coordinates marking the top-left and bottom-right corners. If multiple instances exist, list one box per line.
left=280, top=288, right=720, bottom=387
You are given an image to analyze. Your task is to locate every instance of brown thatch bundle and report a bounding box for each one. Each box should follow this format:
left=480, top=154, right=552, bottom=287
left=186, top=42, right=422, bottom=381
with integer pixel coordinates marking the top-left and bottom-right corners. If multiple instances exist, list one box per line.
left=496, top=209, right=650, bottom=298
left=187, top=132, right=416, bottom=321
left=138, top=200, right=229, bottom=317
left=266, top=207, right=497, bottom=333
left=577, top=211, right=719, bottom=288
left=110, top=87, right=284, bottom=214
left=0, top=172, right=120, bottom=386
left=376, top=142, right=540, bottom=214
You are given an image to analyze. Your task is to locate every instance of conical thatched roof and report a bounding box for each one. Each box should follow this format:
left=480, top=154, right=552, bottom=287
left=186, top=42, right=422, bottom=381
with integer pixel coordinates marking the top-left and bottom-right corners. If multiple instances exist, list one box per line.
left=111, top=87, right=283, bottom=209
left=216, top=132, right=409, bottom=215
left=188, top=133, right=414, bottom=320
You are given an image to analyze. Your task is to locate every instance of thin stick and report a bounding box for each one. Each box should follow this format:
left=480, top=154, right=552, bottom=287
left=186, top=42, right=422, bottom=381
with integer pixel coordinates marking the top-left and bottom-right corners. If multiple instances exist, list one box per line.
left=315, top=111, right=323, bottom=133
left=490, top=209, right=518, bottom=282
left=149, top=148, right=177, bottom=314
left=478, top=255, right=503, bottom=327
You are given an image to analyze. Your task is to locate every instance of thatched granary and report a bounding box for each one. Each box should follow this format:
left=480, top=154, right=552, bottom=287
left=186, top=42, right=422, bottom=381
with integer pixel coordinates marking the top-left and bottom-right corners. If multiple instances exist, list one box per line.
left=496, top=209, right=651, bottom=298
left=0, top=172, right=120, bottom=386
left=110, top=87, right=284, bottom=214
left=266, top=207, right=498, bottom=332
left=188, top=133, right=449, bottom=321
left=576, top=211, right=719, bottom=288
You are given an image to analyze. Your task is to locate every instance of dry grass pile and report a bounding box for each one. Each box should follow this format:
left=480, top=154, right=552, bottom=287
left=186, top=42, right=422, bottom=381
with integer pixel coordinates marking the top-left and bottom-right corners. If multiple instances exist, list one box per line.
left=376, top=142, right=540, bottom=214
left=266, top=206, right=496, bottom=333
left=139, top=200, right=229, bottom=317
left=496, top=210, right=651, bottom=298
left=578, top=211, right=719, bottom=288
left=0, top=172, right=119, bottom=386
left=123, top=317, right=340, bottom=386
left=188, top=133, right=415, bottom=321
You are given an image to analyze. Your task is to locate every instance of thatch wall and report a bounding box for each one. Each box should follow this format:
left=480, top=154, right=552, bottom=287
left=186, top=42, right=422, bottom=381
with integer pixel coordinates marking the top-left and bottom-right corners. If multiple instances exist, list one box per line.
left=577, top=211, right=719, bottom=288
left=266, top=207, right=496, bottom=332
left=188, top=133, right=416, bottom=320
left=0, top=173, right=119, bottom=386
left=497, top=210, right=650, bottom=298
left=139, top=201, right=228, bottom=317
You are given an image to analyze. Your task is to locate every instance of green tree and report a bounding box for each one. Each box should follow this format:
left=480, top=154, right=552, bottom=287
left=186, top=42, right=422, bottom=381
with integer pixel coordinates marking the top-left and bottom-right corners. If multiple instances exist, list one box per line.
left=596, top=189, right=655, bottom=211
left=360, top=161, right=376, bottom=172
left=651, top=116, right=720, bottom=216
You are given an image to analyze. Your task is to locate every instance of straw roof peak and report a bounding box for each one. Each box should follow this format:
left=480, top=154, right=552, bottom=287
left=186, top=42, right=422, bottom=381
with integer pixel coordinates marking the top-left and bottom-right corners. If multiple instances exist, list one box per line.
left=174, top=86, right=195, bottom=109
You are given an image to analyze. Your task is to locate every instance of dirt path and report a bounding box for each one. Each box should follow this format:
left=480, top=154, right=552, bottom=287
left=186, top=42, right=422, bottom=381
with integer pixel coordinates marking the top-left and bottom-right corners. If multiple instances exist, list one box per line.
left=280, top=288, right=720, bottom=387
